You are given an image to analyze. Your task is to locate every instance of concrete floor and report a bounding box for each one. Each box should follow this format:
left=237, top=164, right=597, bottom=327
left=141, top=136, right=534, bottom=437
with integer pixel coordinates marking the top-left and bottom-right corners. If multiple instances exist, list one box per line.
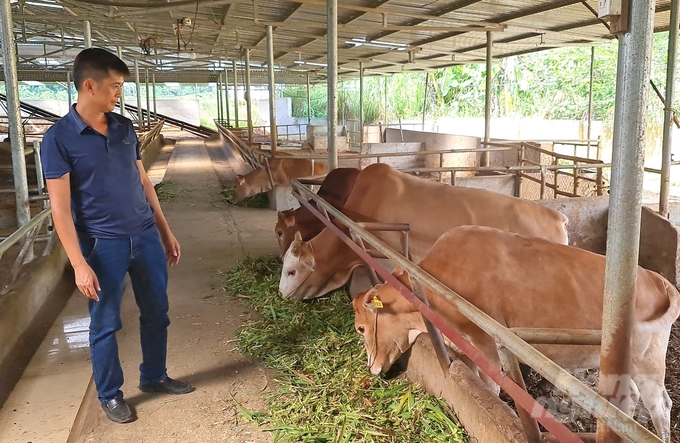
left=0, top=136, right=279, bottom=443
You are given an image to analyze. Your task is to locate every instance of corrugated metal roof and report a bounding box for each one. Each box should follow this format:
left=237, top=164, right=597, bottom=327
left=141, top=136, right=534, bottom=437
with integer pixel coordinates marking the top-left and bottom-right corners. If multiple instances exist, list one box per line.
left=0, top=0, right=674, bottom=83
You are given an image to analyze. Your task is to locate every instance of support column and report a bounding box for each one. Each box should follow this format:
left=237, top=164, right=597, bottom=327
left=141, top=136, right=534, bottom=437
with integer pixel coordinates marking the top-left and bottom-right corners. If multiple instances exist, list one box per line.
left=359, top=62, right=364, bottom=146
left=482, top=31, right=493, bottom=167
left=134, top=59, right=143, bottom=128
left=223, top=67, right=230, bottom=126
left=217, top=73, right=223, bottom=123
left=1, top=0, right=30, bottom=228
left=117, top=46, right=125, bottom=116
left=233, top=59, right=239, bottom=128
left=66, top=71, right=72, bottom=108
left=597, top=2, right=656, bottom=442
left=152, top=71, right=157, bottom=121
left=83, top=20, right=91, bottom=48
left=245, top=48, right=253, bottom=144
left=327, top=0, right=338, bottom=170
left=266, top=25, right=277, bottom=153
left=422, top=72, right=429, bottom=131
left=587, top=46, right=595, bottom=158
left=660, top=0, right=679, bottom=217
left=145, top=67, right=150, bottom=129
left=306, top=73, right=312, bottom=124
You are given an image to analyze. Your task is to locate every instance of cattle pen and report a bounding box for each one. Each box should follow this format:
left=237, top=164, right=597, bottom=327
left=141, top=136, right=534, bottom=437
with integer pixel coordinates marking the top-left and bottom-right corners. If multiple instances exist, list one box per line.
left=2, top=1, right=680, bottom=443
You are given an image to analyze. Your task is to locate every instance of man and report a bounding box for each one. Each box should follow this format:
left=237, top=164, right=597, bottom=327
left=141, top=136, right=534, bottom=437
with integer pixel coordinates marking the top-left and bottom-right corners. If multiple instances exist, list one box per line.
left=41, top=48, right=194, bottom=424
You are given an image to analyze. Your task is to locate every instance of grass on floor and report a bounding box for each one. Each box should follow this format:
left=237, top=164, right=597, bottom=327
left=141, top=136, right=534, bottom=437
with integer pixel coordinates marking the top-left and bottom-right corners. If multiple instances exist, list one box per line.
left=221, top=188, right=270, bottom=208
left=154, top=180, right=184, bottom=202
left=222, top=255, right=469, bottom=443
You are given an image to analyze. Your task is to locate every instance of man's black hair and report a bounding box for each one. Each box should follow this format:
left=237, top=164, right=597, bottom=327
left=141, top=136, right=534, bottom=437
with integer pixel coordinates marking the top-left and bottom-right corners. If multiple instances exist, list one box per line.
left=73, top=48, right=130, bottom=92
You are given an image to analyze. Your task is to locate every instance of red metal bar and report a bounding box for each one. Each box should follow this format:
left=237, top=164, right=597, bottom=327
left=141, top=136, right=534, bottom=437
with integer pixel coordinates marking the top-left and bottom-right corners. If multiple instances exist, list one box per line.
left=292, top=191, right=584, bottom=443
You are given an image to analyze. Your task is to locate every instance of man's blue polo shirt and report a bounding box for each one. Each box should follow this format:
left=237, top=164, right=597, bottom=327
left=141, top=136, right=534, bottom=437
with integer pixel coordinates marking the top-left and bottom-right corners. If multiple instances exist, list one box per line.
left=41, top=105, right=156, bottom=238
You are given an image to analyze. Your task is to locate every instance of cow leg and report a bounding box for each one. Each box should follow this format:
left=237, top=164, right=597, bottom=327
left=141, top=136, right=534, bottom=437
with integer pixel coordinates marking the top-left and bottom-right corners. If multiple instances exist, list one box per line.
left=469, top=336, right=501, bottom=396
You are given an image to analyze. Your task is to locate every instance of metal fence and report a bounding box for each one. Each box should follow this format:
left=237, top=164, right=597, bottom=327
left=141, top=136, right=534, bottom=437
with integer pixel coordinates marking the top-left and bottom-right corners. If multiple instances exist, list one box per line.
left=290, top=180, right=663, bottom=443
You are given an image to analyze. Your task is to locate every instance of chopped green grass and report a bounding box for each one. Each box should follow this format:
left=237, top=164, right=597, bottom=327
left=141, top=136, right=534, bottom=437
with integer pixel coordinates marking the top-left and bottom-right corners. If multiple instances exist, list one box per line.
left=222, top=255, right=469, bottom=443
left=154, top=180, right=184, bottom=202
left=221, top=188, right=270, bottom=208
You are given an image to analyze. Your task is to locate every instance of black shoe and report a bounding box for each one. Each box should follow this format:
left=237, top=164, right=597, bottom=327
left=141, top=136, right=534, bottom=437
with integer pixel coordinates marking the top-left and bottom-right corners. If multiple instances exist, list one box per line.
left=139, top=377, right=195, bottom=395
left=101, top=397, right=134, bottom=424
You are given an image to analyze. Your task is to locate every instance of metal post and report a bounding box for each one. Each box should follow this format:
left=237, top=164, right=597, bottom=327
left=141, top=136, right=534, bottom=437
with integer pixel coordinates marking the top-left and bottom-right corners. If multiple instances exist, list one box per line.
left=306, top=73, right=312, bottom=124
left=66, top=70, right=72, bottom=109
left=134, top=59, right=143, bottom=129
left=587, top=46, right=595, bottom=157
left=266, top=25, right=278, bottom=153
left=422, top=72, right=429, bottom=131
left=152, top=71, right=157, bottom=121
left=224, top=67, right=230, bottom=126
left=598, top=1, right=656, bottom=442
left=245, top=48, right=253, bottom=144
left=145, top=67, right=150, bottom=129
left=327, top=0, right=338, bottom=170
left=117, top=46, right=125, bottom=116
left=233, top=59, right=239, bottom=128
left=217, top=73, right=223, bottom=123
left=83, top=20, right=91, bottom=48
left=482, top=31, right=493, bottom=167
left=660, top=0, right=679, bottom=217
left=1, top=0, right=30, bottom=228
left=359, top=62, right=364, bottom=147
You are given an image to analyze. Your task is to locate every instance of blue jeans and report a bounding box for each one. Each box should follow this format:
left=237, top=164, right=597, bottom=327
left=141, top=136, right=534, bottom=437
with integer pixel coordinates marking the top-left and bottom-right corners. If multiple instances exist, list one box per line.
left=79, top=230, right=170, bottom=404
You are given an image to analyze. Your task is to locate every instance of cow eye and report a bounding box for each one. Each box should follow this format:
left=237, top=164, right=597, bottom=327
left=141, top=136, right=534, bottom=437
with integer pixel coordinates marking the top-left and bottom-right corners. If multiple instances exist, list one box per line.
left=287, top=270, right=296, bottom=277
left=277, top=231, right=283, bottom=237
left=357, top=326, right=365, bottom=334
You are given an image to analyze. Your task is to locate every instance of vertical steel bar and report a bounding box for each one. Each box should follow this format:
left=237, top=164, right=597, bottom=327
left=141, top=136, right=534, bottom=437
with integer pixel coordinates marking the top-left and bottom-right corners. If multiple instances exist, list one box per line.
left=1, top=0, right=30, bottom=228
left=422, top=72, right=429, bottom=131
left=587, top=46, right=595, bottom=156
left=145, top=67, right=150, bottom=129
left=83, top=20, right=91, bottom=48
left=134, top=59, right=143, bottom=128
left=660, top=0, right=679, bottom=217
left=598, top=1, right=656, bottom=442
left=266, top=25, right=278, bottom=153
left=233, top=59, right=239, bottom=128
left=152, top=71, right=157, bottom=121
left=497, top=347, right=541, bottom=443
left=66, top=70, right=72, bottom=109
left=327, top=0, right=338, bottom=170
left=117, top=46, right=125, bottom=116
left=410, top=278, right=452, bottom=375
left=245, top=49, right=254, bottom=144
left=306, top=73, right=312, bottom=125
left=482, top=31, right=493, bottom=167
left=224, top=67, right=230, bottom=126
left=359, top=62, right=364, bottom=147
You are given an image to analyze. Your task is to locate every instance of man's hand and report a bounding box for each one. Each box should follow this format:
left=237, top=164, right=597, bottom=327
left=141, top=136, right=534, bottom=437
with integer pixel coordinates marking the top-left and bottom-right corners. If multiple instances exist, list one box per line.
left=161, top=231, right=181, bottom=266
left=74, top=262, right=101, bottom=301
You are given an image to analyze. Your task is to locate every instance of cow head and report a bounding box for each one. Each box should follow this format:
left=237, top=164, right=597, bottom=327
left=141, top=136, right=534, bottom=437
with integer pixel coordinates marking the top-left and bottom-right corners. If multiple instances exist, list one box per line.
left=279, top=231, right=316, bottom=299
left=275, top=211, right=297, bottom=257
left=279, top=229, right=361, bottom=300
left=231, top=169, right=271, bottom=204
left=352, top=270, right=426, bottom=375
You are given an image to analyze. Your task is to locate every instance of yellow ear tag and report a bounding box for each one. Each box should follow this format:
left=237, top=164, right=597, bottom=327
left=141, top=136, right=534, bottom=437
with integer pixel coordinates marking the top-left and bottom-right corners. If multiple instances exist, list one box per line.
left=372, top=296, right=384, bottom=309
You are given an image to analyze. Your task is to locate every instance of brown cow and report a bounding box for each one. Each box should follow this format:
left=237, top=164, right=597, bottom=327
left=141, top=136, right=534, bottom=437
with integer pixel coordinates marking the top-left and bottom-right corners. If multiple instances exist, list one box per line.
left=279, top=163, right=569, bottom=300
left=275, top=167, right=360, bottom=257
left=231, top=158, right=328, bottom=204
left=353, top=226, right=680, bottom=442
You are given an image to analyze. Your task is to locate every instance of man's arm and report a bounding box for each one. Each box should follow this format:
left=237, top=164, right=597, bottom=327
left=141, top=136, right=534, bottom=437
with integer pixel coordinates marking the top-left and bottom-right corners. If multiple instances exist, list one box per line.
left=137, top=160, right=180, bottom=266
left=46, top=175, right=100, bottom=300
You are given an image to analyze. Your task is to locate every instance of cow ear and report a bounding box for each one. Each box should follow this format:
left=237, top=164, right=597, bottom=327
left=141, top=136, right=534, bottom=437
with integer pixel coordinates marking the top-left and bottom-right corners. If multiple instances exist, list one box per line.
left=284, top=215, right=296, bottom=228
left=362, top=288, right=382, bottom=313
left=294, top=231, right=303, bottom=242
left=301, top=253, right=315, bottom=272
left=290, top=243, right=301, bottom=258
left=237, top=175, right=245, bottom=185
